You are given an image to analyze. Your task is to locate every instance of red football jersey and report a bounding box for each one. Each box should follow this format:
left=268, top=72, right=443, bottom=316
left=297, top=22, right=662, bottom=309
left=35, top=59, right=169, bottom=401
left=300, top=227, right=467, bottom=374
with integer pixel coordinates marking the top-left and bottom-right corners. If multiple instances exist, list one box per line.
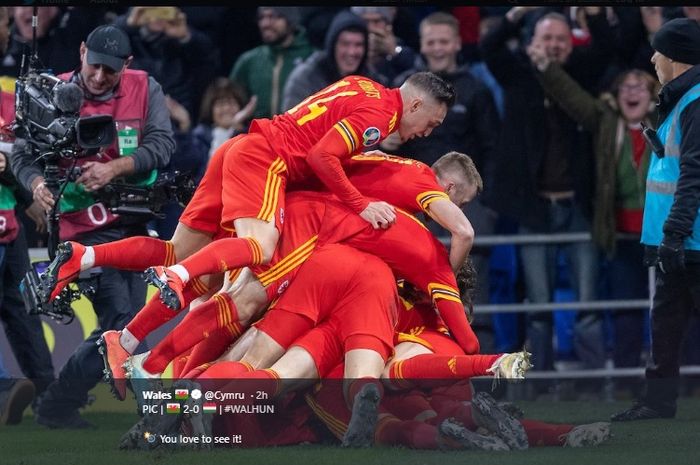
left=254, top=193, right=479, bottom=355
left=395, top=297, right=448, bottom=335
left=288, top=153, right=449, bottom=215
left=249, top=76, right=402, bottom=182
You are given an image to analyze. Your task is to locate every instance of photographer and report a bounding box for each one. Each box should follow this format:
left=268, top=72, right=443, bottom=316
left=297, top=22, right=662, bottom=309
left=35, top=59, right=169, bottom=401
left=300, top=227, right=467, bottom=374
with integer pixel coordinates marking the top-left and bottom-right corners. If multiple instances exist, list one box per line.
left=10, top=24, right=174, bottom=428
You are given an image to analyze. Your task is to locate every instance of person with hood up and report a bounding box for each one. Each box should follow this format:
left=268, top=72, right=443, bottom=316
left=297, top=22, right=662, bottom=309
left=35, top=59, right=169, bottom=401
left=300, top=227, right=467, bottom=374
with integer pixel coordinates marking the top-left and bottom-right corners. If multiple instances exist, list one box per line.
left=282, top=9, right=382, bottom=111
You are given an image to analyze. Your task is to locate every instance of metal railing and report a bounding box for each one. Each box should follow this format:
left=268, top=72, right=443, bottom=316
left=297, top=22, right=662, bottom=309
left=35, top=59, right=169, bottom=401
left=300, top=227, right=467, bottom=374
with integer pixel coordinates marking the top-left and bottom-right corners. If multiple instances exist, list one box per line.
left=28, top=231, right=684, bottom=382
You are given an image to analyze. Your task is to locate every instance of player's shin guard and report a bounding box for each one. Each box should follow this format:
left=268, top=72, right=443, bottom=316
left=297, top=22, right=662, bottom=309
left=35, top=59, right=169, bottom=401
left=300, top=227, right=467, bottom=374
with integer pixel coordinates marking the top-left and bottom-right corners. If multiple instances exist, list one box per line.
left=142, top=293, right=243, bottom=374
left=93, top=237, right=176, bottom=271
left=178, top=237, right=265, bottom=282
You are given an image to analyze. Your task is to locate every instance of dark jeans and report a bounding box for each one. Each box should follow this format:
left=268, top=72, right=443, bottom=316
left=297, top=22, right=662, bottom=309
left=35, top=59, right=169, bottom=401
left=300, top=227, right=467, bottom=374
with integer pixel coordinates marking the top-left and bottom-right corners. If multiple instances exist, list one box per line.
left=519, top=200, right=603, bottom=372
left=0, top=225, right=55, bottom=395
left=37, top=267, right=146, bottom=417
left=643, top=262, right=700, bottom=411
left=606, top=239, right=649, bottom=368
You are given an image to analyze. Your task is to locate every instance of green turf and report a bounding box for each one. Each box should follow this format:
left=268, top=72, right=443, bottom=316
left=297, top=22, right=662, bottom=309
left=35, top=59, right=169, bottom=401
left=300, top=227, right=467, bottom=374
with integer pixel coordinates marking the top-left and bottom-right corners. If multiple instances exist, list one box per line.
left=2, top=384, right=699, bottom=465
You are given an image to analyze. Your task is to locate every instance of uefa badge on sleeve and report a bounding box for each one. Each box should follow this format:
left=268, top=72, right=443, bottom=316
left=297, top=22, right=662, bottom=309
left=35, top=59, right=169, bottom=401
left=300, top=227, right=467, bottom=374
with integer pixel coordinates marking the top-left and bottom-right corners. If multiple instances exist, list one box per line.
left=362, top=127, right=381, bottom=147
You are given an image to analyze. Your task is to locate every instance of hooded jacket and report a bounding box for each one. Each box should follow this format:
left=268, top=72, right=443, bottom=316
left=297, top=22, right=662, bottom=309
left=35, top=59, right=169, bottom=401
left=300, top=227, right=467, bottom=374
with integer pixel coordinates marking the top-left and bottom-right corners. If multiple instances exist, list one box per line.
left=282, top=10, right=377, bottom=111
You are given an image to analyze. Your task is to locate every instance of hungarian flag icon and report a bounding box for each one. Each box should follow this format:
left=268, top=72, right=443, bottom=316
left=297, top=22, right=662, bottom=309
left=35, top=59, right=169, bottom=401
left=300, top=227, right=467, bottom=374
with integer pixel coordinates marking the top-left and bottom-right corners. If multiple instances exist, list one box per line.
left=203, top=403, right=217, bottom=414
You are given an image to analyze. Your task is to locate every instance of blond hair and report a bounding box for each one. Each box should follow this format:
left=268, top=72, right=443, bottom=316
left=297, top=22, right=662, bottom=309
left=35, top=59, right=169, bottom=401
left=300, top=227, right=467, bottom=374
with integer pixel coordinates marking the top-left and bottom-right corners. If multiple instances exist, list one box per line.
left=432, top=151, right=483, bottom=194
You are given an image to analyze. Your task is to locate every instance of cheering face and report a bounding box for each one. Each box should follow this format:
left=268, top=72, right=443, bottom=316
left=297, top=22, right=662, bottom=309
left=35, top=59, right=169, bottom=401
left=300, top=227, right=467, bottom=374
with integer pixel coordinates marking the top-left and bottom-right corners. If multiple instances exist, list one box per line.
left=617, top=74, right=652, bottom=123
left=420, top=23, right=461, bottom=74
left=398, top=97, right=447, bottom=142
left=532, top=18, right=573, bottom=65
left=335, top=30, right=365, bottom=76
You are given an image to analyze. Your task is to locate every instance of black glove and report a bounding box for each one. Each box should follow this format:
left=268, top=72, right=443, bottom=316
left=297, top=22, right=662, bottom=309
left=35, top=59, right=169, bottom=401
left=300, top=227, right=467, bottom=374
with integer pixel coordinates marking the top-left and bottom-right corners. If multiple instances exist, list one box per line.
left=658, top=234, right=686, bottom=273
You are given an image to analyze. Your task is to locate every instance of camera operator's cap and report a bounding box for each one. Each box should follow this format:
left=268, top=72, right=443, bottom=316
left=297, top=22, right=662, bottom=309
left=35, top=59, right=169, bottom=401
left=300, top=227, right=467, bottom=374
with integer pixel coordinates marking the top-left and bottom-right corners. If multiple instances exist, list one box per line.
left=652, top=18, right=700, bottom=65
left=85, top=25, right=132, bottom=71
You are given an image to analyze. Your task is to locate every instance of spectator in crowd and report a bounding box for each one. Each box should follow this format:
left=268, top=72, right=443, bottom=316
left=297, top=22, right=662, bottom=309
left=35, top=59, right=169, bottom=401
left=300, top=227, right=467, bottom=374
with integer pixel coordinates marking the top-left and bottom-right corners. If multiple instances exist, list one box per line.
left=114, top=7, right=219, bottom=121
left=230, top=7, right=313, bottom=120
left=613, top=18, right=700, bottom=421
left=351, top=6, right=417, bottom=85
left=0, top=52, right=54, bottom=411
left=181, top=7, right=259, bottom=76
left=282, top=9, right=379, bottom=111
left=451, top=6, right=481, bottom=64
left=469, top=13, right=507, bottom=120
left=10, top=25, right=174, bottom=428
left=0, top=7, right=105, bottom=78
left=391, top=12, right=500, bottom=352
left=0, top=354, right=34, bottom=425
left=193, top=77, right=257, bottom=160
left=532, top=49, right=659, bottom=394
left=607, top=7, right=656, bottom=79
left=480, top=6, right=614, bottom=397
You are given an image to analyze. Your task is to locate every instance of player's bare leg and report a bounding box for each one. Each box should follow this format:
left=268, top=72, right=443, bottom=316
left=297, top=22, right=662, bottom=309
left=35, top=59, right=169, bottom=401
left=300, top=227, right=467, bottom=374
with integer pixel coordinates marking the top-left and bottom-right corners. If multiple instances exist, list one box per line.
left=170, top=222, right=216, bottom=262
left=238, top=329, right=286, bottom=369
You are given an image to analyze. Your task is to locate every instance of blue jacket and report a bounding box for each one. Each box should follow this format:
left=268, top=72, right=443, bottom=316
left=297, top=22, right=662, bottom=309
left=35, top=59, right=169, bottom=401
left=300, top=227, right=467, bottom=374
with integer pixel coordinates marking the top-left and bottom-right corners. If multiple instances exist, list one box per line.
left=642, top=65, right=700, bottom=261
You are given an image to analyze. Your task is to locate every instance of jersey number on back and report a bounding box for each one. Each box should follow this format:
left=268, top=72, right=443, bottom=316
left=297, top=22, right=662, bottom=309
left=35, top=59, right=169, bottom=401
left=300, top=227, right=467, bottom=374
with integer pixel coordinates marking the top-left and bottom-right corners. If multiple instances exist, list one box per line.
left=288, top=80, right=358, bottom=126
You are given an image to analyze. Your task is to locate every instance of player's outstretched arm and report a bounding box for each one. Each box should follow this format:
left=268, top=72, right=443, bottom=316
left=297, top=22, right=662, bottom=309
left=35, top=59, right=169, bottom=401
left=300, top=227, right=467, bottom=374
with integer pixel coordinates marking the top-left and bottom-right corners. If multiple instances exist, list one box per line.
left=426, top=198, right=474, bottom=272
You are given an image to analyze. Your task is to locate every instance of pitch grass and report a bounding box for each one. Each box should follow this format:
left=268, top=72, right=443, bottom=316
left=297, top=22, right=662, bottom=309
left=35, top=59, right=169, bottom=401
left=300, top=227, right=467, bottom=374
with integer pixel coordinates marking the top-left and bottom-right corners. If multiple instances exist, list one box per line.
left=2, top=384, right=699, bottom=465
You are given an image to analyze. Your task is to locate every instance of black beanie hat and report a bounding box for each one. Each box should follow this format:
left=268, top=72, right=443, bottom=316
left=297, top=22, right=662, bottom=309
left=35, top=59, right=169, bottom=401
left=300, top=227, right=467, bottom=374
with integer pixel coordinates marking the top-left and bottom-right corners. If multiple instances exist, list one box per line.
left=652, top=18, right=700, bottom=65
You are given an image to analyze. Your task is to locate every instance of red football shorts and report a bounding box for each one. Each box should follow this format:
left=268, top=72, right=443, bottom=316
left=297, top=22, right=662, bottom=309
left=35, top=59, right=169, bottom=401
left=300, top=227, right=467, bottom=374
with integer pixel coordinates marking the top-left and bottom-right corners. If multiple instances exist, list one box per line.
left=394, top=328, right=463, bottom=356
left=256, top=244, right=398, bottom=364
left=179, top=135, right=242, bottom=236
left=220, top=132, right=287, bottom=230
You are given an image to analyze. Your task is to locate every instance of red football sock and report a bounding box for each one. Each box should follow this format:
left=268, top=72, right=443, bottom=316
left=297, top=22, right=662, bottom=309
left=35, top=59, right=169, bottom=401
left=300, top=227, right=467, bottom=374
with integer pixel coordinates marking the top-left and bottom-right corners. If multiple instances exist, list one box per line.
left=426, top=398, right=478, bottom=430
left=179, top=237, right=265, bottom=281
left=387, top=354, right=501, bottom=389
left=180, top=327, right=238, bottom=376
left=218, top=368, right=282, bottom=405
left=375, top=417, right=438, bottom=449
left=197, top=360, right=254, bottom=380
left=381, top=390, right=435, bottom=421
left=346, top=377, right=384, bottom=410
left=125, top=279, right=208, bottom=341
left=194, top=361, right=255, bottom=391
left=171, top=348, right=192, bottom=378
left=520, top=419, right=574, bottom=447
left=92, top=237, right=176, bottom=271
left=143, top=294, right=243, bottom=374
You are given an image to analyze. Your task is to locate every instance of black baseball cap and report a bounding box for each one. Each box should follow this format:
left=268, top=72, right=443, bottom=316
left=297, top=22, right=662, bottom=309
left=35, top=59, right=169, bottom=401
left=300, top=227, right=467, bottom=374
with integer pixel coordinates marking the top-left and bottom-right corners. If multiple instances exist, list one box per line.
left=85, top=25, right=131, bottom=71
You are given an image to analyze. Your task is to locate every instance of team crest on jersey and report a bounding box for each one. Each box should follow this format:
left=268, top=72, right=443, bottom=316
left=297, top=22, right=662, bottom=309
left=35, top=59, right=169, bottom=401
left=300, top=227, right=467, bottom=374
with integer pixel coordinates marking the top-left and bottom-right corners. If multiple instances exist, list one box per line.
left=279, top=207, right=285, bottom=224
left=362, top=127, right=381, bottom=147
left=278, top=280, right=290, bottom=295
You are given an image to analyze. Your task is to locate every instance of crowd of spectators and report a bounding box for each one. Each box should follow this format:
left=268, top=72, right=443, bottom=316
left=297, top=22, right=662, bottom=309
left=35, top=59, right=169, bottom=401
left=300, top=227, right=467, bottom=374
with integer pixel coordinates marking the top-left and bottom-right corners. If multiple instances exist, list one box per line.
left=2, top=5, right=700, bottom=402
